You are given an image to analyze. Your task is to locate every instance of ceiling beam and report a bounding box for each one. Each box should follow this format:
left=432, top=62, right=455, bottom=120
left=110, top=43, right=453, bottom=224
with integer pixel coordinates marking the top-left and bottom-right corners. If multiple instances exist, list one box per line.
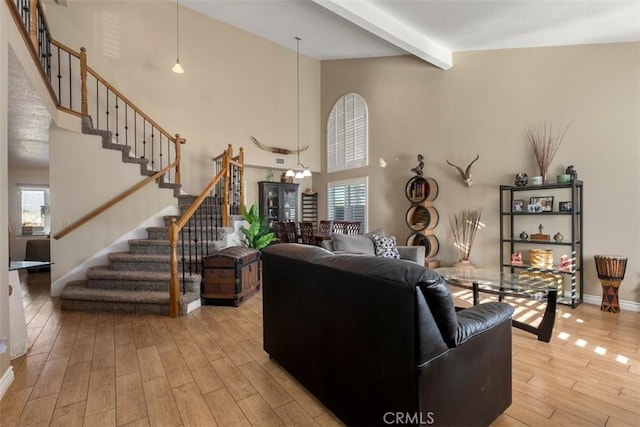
left=311, top=0, right=452, bottom=69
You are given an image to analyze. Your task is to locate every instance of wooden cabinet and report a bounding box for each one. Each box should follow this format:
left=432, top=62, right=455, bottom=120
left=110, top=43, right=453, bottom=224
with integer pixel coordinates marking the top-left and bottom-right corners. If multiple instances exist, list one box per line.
left=202, top=247, right=261, bottom=306
left=301, top=191, right=318, bottom=231
left=258, top=181, right=299, bottom=225
left=499, top=180, right=583, bottom=307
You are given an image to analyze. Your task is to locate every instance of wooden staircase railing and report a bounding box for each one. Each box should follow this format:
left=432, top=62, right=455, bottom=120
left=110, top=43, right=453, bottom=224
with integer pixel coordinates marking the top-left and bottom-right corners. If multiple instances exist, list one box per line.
left=7, top=0, right=187, bottom=238
left=168, top=144, right=244, bottom=317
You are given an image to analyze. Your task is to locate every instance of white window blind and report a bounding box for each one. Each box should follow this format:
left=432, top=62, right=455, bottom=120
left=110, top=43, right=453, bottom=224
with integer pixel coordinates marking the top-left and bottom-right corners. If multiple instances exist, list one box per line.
left=18, top=185, right=50, bottom=236
left=327, top=93, right=368, bottom=173
left=327, top=177, right=367, bottom=232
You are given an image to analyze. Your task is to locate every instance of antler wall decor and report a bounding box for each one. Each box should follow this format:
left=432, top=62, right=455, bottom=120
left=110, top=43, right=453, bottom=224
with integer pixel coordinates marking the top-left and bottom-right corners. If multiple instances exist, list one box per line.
left=250, top=136, right=309, bottom=155
left=446, top=154, right=479, bottom=186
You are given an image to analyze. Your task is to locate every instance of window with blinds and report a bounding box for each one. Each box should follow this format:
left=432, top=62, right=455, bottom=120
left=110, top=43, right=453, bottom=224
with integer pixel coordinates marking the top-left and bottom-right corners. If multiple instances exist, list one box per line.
left=18, top=185, right=50, bottom=236
left=327, top=93, right=368, bottom=173
left=327, top=177, right=367, bottom=232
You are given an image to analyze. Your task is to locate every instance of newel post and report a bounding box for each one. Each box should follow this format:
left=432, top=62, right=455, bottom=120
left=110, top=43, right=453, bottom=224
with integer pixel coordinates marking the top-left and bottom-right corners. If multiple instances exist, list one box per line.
left=168, top=218, right=180, bottom=317
left=80, top=47, right=88, bottom=116
left=238, top=147, right=245, bottom=212
left=222, top=148, right=230, bottom=227
left=174, top=134, right=186, bottom=185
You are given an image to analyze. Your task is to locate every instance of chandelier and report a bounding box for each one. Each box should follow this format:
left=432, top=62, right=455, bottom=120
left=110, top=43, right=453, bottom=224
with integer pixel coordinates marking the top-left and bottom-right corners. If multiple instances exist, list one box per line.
left=285, top=37, right=311, bottom=179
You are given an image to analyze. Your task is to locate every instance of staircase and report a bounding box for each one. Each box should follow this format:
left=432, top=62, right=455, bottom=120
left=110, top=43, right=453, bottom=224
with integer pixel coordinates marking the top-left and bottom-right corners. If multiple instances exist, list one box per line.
left=8, top=0, right=245, bottom=316
left=60, top=195, right=236, bottom=315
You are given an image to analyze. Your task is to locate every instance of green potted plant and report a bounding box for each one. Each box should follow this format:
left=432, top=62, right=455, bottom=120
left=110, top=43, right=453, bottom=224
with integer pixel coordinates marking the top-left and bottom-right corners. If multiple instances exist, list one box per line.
left=239, top=204, right=277, bottom=250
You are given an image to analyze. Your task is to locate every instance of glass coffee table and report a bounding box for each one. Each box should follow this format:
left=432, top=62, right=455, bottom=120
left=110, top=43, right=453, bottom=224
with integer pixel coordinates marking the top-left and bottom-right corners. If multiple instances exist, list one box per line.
left=436, top=268, right=558, bottom=342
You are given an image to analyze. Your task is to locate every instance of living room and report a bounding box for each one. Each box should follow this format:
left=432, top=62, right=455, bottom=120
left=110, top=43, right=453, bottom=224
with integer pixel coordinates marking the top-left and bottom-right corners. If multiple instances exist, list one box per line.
left=1, top=0, right=639, bottom=425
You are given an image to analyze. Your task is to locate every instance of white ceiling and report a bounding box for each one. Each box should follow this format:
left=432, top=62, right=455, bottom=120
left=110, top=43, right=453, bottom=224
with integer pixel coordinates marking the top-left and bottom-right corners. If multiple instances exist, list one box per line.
left=183, top=0, right=640, bottom=67
left=9, top=0, right=640, bottom=168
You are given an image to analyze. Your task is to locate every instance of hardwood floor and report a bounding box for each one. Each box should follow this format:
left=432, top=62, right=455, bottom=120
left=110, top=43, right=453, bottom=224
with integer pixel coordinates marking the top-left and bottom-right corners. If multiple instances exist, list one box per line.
left=1, top=271, right=639, bottom=426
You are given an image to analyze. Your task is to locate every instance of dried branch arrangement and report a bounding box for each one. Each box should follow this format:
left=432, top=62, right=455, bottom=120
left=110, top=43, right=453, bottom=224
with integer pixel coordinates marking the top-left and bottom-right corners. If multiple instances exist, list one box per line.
left=524, top=122, right=570, bottom=183
left=449, top=208, right=483, bottom=262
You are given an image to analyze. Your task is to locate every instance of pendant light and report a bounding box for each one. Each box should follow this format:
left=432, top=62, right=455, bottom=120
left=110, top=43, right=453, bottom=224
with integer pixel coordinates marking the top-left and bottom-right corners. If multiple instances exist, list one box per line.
left=285, top=37, right=311, bottom=179
left=172, top=0, right=184, bottom=74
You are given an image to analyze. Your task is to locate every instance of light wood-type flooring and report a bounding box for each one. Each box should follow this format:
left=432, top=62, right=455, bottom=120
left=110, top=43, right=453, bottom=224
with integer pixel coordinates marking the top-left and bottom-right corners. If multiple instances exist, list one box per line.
left=1, top=271, right=639, bottom=426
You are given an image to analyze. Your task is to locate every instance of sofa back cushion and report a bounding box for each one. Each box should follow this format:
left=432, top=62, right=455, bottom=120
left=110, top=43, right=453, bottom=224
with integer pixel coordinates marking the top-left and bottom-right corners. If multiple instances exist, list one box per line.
left=263, top=243, right=459, bottom=350
left=331, top=233, right=375, bottom=254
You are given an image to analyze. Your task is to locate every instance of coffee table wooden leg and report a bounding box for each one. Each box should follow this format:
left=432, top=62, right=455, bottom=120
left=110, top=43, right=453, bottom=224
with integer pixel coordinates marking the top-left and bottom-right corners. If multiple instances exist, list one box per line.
left=536, top=288, right=557, bottom=342
left=512, top=288, right=557, bottom=342
left=472, top=282, right=480, bottom=305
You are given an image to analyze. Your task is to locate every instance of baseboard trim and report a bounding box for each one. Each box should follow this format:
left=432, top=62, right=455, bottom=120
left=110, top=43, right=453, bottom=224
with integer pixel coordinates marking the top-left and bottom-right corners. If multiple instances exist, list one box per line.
left=583, top=293, right=640, bottom=312
left=186, top=298, right=202, bottom=314
left=0, top=366, right=15, bottom=400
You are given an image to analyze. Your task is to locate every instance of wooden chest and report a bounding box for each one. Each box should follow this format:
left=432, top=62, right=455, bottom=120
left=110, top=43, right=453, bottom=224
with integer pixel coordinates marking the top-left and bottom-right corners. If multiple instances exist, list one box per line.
left=202, top=247, right=261, bottom=306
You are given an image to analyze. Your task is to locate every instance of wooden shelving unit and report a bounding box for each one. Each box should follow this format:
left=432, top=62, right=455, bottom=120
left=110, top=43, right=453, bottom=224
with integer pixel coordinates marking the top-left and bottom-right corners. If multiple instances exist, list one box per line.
left=301, top=191, right=318, bottom=231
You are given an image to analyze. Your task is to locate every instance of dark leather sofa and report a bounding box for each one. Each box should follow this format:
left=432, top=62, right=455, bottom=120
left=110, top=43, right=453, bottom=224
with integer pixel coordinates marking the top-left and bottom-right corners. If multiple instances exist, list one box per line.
left=262, top=244, right=515, bottom=426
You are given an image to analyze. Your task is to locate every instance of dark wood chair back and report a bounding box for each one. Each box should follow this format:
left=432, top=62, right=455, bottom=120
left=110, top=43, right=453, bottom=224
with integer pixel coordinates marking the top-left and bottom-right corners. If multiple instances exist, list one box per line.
left=345, top=221, right=361, bottom=235
left=331, top=220, right=361, bottom=235
left=318, top=220, right=333, bottom=237
left=284, top=221, right=298, bottom=243
left=271, top=221, right=288, bottom=243
left=298, top=222, right=316, bottom=245
left=331, top=221, right=347, bottom=235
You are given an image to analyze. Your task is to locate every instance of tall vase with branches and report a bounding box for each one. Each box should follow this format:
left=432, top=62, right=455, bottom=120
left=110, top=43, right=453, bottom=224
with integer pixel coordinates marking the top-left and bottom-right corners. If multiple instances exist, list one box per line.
left=524, top=122, right=570, bottom=184
left=450, top=208, right=483, bottom=267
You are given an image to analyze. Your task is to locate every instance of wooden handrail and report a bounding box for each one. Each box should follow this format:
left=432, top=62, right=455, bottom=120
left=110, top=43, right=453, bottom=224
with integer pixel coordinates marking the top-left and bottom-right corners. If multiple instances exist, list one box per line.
left=53, top=163, right=178, bottom=240
left=50, top=38, right=81, bottom=58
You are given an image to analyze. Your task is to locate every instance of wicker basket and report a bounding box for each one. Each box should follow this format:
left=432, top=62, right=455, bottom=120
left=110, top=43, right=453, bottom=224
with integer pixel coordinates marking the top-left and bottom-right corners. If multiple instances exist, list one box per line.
left=529, top=249, right=554, bottom=268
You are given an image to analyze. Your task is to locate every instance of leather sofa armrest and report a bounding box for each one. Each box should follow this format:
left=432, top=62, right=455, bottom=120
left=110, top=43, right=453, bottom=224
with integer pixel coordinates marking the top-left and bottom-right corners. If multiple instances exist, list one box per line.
left=397, top=245, right=425, bottom=265
left=455, top=302, right=514, bottom=345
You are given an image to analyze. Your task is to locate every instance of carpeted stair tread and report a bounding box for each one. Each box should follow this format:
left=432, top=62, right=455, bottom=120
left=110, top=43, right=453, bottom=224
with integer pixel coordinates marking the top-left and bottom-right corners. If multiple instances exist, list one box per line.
left=107, top=252, right=204, bottom=273
left=61, top=280, right=199, bottom=315
left=87, top=265, right=200, bottom=282
left=108, top=251, right=171, bottom=262
left=63, top=280, right=173, bottom=302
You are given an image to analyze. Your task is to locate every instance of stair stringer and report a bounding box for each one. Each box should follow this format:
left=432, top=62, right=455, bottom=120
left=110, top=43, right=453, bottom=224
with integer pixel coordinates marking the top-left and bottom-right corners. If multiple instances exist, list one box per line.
left=81, top=116, right=182, bottom=197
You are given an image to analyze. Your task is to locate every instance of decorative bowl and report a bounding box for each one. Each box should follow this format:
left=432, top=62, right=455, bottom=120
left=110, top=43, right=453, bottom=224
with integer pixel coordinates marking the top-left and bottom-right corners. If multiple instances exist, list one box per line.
left=557, top=174, right=571, bottom=183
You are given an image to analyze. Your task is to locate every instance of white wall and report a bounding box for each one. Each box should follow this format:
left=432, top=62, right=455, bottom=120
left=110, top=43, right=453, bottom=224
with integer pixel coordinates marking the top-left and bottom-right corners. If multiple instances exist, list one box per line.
left=0, top=0, right=12, bottom=394
left=319, top=44, right=640, bottom=304
left=42, top=0, right=321, bottom=196
left=49, top=127, right=177, bottom=294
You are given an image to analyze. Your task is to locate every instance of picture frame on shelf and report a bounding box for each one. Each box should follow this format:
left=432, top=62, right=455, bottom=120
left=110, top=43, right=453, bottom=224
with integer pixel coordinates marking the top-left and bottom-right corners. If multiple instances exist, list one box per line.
left=512, top=199, right=525, bottom=212
left=528, top=202, right=541, bottom=213
left=559, top=201, right=573, bottom=212
left=529, top=196, right=554, bottom=212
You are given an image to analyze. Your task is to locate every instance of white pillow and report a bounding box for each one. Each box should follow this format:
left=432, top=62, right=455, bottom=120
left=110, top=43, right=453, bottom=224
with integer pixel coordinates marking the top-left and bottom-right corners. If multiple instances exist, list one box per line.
left=372, top=234, right=401, bottom=259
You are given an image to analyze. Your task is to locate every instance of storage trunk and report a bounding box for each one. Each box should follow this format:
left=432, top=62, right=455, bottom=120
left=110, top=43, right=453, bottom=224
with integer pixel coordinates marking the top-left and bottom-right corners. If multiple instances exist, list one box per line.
left=202, top=247, right=261, bottom=306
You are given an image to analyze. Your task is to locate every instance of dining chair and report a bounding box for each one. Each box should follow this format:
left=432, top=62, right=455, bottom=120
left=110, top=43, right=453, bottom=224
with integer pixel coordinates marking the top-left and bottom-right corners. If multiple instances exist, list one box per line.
left=318, top=220, right=333, bottom=237
left=298, top=222, right=316, bottom=245
left=345, top=221, right=361, bottom=235
left=271, top=221, right=288, bottom=243
left=284, top=221, right=298, bottom=243
left=331, top=221, right=347, bottom=235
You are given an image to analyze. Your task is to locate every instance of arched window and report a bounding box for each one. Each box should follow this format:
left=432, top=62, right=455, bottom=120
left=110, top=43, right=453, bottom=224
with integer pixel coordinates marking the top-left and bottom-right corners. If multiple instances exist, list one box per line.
left=327, top=93, right=368, bottom=173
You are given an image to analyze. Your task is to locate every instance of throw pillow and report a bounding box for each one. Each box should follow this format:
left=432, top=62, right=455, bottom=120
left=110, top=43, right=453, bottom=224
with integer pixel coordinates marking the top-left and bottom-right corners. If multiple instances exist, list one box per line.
left=372, top=234, right=401, bottom=259
left=331, top=233, right=376, bottom=255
